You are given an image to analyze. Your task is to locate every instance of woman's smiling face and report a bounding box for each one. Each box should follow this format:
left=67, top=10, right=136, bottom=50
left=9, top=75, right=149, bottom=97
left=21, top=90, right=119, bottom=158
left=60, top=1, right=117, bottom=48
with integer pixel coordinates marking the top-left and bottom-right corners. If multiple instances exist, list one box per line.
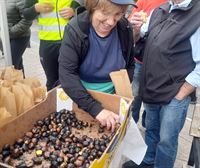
left=91, top=6, right=126, bottom=37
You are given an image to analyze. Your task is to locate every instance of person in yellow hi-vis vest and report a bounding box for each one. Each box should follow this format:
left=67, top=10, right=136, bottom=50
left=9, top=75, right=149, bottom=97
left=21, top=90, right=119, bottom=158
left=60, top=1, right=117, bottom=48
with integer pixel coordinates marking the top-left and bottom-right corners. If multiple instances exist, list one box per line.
left=23, top=0, right=83, bottom=90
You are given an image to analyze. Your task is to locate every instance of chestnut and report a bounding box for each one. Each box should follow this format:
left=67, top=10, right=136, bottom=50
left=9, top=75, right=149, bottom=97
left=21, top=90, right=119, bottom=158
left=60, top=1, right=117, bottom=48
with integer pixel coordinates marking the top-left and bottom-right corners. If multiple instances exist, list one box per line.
left=69, top=157, right=76, bottom=163
left=49, top=154, right=57, bottom=161
left=3, top=156, right=11, bottom=164
left=15, top=138, right=24, bottom=147
left=15, top=161, right=27, bottom=168
left=2, top=150, right=10, bottom=158
left=11, top=148, right=23, bottom=158
left=32, top=157, right=43, bottom=165
left=83, top=141, right=89, bottom=147
left=74, top=159, right=83, bottom=167
left=56, top=156, right=64, bottom=164
left=68, top=163, right=75, bottom=168
left=28, top=142, right=35, bottom=150
left=51, top=160, right=59, bottom=168
left=98, top=128, right=104, bottom=133
left=25, top=160, right=34, bottom=167
left=42, top=163, right=51, bottom=168
left=22, top=144, right=28, bottom=152
left=2, top=144, right=10, bottom=151
left=44, top=151, right=51, bottom=159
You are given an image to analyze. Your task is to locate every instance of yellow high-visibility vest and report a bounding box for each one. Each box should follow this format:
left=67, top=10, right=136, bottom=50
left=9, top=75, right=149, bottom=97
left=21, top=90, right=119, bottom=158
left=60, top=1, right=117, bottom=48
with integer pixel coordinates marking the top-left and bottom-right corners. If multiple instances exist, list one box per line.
left=38, top=0, right=72, bottom=41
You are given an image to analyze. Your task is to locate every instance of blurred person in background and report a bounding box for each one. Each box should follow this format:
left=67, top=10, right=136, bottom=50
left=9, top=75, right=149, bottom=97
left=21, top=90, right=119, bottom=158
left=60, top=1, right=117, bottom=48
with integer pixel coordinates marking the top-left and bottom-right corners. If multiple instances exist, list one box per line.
left=128, top=0, right=166, bottom=127
left=23, top=0, right=83, bottom=91
left=59, top=0, right=136, bottom=132
left=6, top=0, right=32, bottom=72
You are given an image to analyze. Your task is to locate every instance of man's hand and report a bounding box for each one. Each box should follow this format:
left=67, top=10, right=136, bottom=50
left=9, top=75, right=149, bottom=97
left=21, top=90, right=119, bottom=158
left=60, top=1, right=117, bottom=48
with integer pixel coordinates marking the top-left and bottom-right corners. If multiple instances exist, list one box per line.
left=129, top=11, right=145, bottom=31
left=175, top=82, right=195, bottom=100
left=59, top=7, right=74, bottom=20
left=96, top=109, right=119, bottom=132
left=35, top=2, right=54, bottom=13
left=128, top=11, right=146, bottom=42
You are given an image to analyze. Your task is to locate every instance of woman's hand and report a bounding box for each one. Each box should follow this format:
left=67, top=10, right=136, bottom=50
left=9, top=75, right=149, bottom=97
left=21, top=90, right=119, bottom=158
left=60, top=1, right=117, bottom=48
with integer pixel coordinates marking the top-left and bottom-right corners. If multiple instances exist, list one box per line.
left=96, top=109, right=119, bottom=132
left=35, top=2, right=54, bottom=13
left=59, top=7, right=74, bottom=20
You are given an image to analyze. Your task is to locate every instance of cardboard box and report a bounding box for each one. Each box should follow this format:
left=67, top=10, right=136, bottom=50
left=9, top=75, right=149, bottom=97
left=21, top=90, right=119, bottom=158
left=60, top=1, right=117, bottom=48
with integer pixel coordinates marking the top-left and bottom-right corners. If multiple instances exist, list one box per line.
left=0, top=88, right=132, bottom=168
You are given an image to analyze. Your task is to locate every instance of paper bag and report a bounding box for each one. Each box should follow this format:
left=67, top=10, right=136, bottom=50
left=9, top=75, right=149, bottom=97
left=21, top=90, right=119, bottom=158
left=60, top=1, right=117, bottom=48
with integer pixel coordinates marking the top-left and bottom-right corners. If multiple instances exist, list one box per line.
left=32, top=86, right=47, bottom=103
left=12, top=83, right=34, bottom=115
left=21, top=77, right=41, bottom=88
left=0, top=79, right=3, bottom=86
left=0, top=107, right=13, bottom=127
left=0, top=69, right=3, bottom=79
left=110, top=69, right=133, bottom=99
left=1, top=80, right=15, bottom=87
left=0, top=87, right=17, bottom=117
left=2, top=66, right=23, bottom=81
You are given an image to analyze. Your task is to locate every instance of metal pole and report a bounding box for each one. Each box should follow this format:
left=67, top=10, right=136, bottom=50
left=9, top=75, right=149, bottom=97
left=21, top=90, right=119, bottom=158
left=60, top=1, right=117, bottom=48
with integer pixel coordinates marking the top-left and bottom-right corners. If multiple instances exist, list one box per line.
left=0, top=0, right=12, bottom=66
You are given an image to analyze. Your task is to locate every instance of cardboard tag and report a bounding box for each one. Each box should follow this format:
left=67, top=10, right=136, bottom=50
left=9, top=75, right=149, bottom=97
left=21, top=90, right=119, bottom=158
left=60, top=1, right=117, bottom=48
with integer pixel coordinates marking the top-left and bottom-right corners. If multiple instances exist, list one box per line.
left=56, top=88, right=73, bottom=112
left=110, top=69, right=133, bottom=99
left=119, top=98, right=129, bottom=123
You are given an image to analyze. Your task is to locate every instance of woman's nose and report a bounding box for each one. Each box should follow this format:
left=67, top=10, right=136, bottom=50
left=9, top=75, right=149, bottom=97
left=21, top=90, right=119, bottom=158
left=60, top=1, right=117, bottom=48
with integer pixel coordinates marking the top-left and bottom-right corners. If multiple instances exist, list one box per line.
left=106, top=17, right=116, bottom=26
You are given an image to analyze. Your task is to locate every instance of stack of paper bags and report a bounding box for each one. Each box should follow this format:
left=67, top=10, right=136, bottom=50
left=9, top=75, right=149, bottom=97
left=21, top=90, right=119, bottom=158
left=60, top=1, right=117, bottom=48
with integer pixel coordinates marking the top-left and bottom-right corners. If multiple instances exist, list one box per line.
left=0, top=66, right=46, bottom=126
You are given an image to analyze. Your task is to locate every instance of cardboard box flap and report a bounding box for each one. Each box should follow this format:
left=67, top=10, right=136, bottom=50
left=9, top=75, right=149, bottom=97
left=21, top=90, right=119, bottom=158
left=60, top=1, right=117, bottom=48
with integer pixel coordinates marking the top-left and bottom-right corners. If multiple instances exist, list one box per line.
left=110, top=69, right=133, bottom=99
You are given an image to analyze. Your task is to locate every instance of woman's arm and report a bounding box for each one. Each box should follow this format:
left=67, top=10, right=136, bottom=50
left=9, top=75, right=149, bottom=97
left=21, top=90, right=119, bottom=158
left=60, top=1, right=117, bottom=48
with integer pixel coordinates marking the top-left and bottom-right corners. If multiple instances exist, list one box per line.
left=59, top=25, right=103, bottom=118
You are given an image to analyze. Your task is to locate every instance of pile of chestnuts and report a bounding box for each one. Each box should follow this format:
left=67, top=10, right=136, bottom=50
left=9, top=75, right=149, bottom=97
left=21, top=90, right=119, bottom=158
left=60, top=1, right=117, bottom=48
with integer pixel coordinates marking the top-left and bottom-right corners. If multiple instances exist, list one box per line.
left=0, top=109, right=116, bottom=168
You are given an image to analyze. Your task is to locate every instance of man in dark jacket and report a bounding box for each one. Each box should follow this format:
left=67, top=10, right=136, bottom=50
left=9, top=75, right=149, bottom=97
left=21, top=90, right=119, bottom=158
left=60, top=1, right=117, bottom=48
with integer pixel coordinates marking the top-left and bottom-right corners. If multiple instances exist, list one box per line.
left=123, top=0, right=200, bottom=167
left=6, top=0, right=32, bottom=71
left=59, top=0, right=136, bottom=132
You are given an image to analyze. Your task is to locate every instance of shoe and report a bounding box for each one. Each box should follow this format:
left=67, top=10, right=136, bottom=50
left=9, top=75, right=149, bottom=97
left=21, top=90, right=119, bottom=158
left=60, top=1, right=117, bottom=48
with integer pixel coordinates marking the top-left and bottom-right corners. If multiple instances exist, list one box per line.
left=122, top=160, right=154, bottom=168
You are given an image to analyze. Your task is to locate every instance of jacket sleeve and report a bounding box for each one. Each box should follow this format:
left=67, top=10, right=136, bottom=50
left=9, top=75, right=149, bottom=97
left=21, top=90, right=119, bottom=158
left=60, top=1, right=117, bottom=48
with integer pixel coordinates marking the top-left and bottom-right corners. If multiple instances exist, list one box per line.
left=9, top=0, right=32, bottom=37
left=59, top=25, right=103, bottom=118
left=71, top=0, right=84, bottom=10
left=125, top=22, right=135, bottom=82
left=22, top=0, right=39, bottom=20
left=127, top=45, right=135, bottom=82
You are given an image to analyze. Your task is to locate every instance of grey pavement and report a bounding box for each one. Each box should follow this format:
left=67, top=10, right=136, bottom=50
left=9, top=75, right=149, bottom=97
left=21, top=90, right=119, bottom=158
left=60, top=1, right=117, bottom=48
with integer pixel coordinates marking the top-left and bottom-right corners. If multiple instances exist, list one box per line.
left=0, top=21, right=199, bottom=168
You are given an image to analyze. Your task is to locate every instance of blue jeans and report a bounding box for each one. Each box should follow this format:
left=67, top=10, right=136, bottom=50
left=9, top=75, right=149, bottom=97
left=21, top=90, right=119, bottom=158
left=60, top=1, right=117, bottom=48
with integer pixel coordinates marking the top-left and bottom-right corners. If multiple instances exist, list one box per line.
left=143, top=96, right=191, bottom=168
left=132, top=62, right=145, bottom=126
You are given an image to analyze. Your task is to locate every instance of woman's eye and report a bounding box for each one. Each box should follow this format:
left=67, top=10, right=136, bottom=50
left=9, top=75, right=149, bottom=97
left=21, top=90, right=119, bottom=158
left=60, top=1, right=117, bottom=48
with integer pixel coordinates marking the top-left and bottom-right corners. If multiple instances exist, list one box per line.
left=102, top=12, right=110, bottom=16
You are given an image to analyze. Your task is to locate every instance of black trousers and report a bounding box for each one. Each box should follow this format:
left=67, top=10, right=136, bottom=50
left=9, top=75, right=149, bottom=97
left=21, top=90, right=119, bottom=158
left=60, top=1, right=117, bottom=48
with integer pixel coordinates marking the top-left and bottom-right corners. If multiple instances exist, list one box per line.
left=188, top=137, right=200, bottom=168
left=10, top=36, right=30, bottom=71
left=39, top=40, right=61, bottom=91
